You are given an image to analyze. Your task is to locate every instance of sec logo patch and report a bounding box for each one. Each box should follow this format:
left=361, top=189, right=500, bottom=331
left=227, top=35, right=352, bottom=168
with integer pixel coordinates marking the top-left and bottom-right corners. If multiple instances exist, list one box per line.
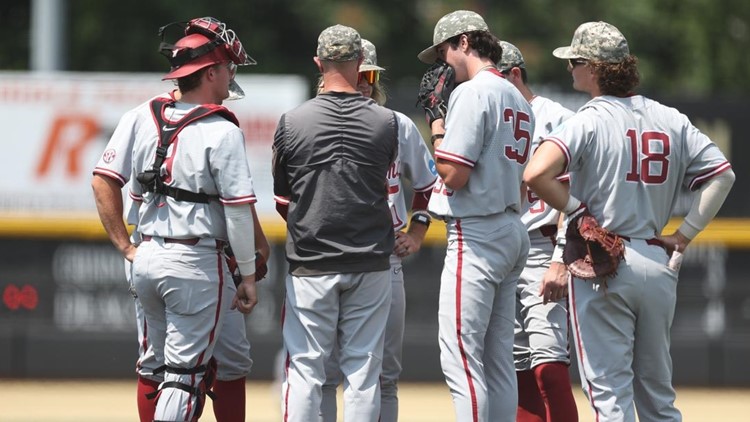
left=102, top=149, right=116, bottom=163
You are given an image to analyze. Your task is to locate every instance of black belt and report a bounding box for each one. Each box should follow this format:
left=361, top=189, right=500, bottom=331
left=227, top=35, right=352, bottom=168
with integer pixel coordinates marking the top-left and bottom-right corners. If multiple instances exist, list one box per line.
left=142, top=235, right=200, bottom=246
left=619, top=235, right=664, bottom=248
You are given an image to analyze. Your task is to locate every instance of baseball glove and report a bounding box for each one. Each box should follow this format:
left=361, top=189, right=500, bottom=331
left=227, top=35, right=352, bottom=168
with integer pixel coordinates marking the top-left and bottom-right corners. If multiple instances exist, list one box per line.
left=225, top=247, right=268, bottom=286
left=416, top=59, right=456, bottom=126
left=563, top=207, right=625, bottom=282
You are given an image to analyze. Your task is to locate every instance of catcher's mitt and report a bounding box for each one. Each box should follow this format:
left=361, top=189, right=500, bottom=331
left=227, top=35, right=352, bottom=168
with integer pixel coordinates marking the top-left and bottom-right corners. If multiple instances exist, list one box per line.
left=416, top=59, right=456, bottom=126
left=563, top=208, right=625, bottom=281
left=225, top=247, right=268, bottom=286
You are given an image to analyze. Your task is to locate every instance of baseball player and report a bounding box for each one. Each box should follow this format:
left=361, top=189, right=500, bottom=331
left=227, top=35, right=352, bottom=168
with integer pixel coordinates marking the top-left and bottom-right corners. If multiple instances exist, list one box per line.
left=497, top=41, right=579, bottom=422
left=272, top=25, right=398, bottom=422
left=319, top=39, right=437, bottom=422
left=418, top=11, right=533, bottom=422
left=524, top=21, right=735, bottom=422
left=94, top=85, right=270, bottom=422
left=95, top=17, right=261, bottom=422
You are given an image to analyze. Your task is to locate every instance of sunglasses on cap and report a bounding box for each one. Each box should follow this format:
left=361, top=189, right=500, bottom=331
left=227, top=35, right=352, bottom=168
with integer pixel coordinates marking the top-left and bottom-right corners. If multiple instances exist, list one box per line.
left=358, top=70, right=380, bottom=85
left=568, top=58, right=588, bottom=67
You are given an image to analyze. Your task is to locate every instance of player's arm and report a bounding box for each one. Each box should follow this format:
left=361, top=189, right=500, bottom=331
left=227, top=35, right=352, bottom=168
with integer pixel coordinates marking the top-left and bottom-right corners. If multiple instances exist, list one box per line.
left=523, top=140, right=575, bottom=212
left=226, top=204, right=258, bottom=314
left=429, top=119, right=471, bottom=190
left=251, top=205, right=270, bottom=263
left=540, top=182, right=571, bottom=304
left=658, top=168, right=735, bottom=254
left=92, top=174, right=136, bottom=262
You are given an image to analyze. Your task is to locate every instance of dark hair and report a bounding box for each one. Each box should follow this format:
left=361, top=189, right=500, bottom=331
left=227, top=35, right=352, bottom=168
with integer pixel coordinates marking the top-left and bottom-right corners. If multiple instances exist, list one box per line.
left=590, top=55, right=640, bottom=96
left=446, top=31, right=503, bottom=63
left=502, top=67, right=529, bottom=84
left=176, top=66, right=211, bottom=93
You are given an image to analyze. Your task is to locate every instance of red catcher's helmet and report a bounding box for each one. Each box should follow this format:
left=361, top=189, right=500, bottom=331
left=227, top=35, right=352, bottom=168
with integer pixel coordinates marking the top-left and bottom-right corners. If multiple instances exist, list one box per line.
left=161, top=33, right=230, bottom=80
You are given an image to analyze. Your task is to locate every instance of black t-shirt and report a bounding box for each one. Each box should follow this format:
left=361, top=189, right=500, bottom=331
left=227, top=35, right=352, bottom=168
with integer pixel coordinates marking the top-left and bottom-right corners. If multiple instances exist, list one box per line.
left=272, top=92, right=398, bottom=275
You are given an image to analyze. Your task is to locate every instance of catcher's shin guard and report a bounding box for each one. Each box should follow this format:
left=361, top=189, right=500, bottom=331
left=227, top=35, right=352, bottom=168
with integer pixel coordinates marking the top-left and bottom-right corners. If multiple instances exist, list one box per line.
left=148, top=358, right=218, bottom=422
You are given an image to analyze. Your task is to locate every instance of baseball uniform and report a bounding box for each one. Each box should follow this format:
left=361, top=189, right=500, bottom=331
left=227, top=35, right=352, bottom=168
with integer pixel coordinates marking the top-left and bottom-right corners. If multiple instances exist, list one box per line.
left=93, top=91, right=253, bottom=389
left=546, top=94, right=732, bottom=421
left=429, top=68, right=533, bottom=422
left=124, top=97, right=255, bottom=421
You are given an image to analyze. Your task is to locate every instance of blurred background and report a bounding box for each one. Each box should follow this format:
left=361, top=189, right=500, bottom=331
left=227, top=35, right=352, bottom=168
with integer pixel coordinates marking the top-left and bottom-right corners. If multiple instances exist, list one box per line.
left=1, top=0, right=749, bottom=389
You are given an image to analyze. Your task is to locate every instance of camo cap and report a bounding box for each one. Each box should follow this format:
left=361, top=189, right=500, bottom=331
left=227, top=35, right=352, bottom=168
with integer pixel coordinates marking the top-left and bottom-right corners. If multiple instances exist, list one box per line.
left=418, top=10, right=489, bottom=63
left=317, top=24, right=362, bottom=62
left=553, top=21, right=630, bottom=63
left=497, top=41, right=525, bottom=72
left=360, top=39, right=385, bottom=72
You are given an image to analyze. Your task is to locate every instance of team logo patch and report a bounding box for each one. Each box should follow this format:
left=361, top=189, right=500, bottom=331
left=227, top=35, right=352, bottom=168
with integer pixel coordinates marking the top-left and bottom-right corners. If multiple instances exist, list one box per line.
left=102, top=149, right=116, bottom=163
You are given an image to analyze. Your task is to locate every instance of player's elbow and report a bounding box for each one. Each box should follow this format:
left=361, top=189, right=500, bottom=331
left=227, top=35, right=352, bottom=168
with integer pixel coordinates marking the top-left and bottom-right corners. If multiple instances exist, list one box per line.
left=523, top=165, right=546, bottom=192
left=436, top=161, right=470, bottom=190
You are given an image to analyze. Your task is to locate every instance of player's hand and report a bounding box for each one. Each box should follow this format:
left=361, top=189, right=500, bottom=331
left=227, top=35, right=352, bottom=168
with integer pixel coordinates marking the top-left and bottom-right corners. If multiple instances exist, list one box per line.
left=656, top=229, right=691, bottom=256
left=123, top=243, right=138, bottom=263
left=232, top=276, right=258, bottom=314
left=394, top=230, right=422, bottom=258
left=539, top=262, right=569, bottom=305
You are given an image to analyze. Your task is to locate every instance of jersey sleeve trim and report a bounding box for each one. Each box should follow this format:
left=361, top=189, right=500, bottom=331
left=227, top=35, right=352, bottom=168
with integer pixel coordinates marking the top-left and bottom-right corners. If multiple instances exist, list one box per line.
left=129, top=191, right=143, bottom=202
left=556, top=173, right=571, bottom=182
left=413, top=177, right=438, bottom=193
left=274, top=195, right=291, bottom=205
left=434, top=150, right=475, bottom=168
left=544, top=137, right=571, bottom=173
left=220, top=194, right=257, bottom=205
left=93, top=168, right=127, bottom=187
left=689, top=161, right=732, bottom=191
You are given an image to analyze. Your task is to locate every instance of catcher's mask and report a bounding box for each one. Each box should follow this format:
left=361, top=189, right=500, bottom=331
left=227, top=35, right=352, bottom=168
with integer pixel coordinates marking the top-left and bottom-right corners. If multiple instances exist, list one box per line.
left=159, top=17, right=256, bottom=99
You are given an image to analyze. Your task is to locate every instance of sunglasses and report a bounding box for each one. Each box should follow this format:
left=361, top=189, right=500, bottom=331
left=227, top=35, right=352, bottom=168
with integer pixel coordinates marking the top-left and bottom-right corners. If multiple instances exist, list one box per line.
left=568, top=58, right=588, bottom=67
left=358, top=70, right=380, bottom=85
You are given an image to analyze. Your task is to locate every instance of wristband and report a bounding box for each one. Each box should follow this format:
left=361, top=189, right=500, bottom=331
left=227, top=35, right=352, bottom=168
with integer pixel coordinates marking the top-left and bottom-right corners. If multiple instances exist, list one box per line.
left=430, top=133, right=444, bottom=146
left=551, top=243, right=565, bottom=263
left=563, top=196, right=582, bottom=215
left=411, top=212, right=431, bottom=228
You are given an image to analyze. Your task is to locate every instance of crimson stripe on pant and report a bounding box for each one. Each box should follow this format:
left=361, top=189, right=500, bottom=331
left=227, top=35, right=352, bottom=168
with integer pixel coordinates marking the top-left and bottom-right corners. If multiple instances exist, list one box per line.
left=454, top=219, right=479, bottom=422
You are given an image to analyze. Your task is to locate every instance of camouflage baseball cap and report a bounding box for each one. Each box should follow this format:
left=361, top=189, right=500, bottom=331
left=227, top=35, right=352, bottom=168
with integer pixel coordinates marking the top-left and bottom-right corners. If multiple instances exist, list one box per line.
left=497, top=40, right=525, bottom=72
left=317, top=24, right=362, bottom=62
left=553, top=21, right=630, bottom=63
left=418, top=10, right=489, bottom=63
left=360, top=39, right=386, bottom=72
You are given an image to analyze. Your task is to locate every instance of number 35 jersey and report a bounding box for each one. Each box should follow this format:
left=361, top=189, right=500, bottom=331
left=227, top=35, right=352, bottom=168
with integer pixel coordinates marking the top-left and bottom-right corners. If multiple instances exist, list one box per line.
left=545, top=95, right=731, bottom=238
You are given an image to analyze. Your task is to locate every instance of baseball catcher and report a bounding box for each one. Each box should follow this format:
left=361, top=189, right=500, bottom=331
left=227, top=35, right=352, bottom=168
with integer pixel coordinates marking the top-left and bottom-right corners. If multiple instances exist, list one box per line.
left=563, top=206, right=625, bottom=283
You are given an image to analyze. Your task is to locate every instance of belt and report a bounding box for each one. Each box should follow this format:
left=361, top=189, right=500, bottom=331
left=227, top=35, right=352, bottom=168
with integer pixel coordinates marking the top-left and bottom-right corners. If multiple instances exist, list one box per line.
left=142, top=235, right=201, bottom=246
left=620, top=235, right=664, bottom=248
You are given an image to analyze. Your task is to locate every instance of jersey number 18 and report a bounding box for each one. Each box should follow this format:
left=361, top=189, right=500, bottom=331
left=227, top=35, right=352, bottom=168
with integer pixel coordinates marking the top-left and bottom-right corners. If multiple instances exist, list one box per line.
left=625, top=129, right=670, bottom=184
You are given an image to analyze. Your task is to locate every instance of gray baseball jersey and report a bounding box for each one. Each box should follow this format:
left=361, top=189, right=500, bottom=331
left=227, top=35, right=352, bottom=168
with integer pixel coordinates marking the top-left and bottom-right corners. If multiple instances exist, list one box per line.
left=388, top=111, right=438, bottom=229
left=547, top=95, right=731, bottom=237
left=428, top=71, right=534, bottom=219
left=129, top=101, right=256, bottom=239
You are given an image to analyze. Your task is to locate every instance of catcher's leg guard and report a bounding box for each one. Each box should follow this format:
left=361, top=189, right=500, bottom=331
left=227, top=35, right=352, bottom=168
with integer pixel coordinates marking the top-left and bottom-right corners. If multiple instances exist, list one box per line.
left=148, top=358, right=218, bottom=422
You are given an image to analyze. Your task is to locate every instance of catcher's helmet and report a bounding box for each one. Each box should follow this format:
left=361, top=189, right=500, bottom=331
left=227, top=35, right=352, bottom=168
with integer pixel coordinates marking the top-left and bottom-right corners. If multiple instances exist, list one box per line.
left=160, top=33, right=229, bottom=80
left=159, top=17, right=256, bottom=81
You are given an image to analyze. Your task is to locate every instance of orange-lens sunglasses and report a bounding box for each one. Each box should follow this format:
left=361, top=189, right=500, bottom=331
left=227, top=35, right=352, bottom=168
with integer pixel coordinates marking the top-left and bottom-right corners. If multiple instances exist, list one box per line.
left=358, top=70, right=380, bottom=85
